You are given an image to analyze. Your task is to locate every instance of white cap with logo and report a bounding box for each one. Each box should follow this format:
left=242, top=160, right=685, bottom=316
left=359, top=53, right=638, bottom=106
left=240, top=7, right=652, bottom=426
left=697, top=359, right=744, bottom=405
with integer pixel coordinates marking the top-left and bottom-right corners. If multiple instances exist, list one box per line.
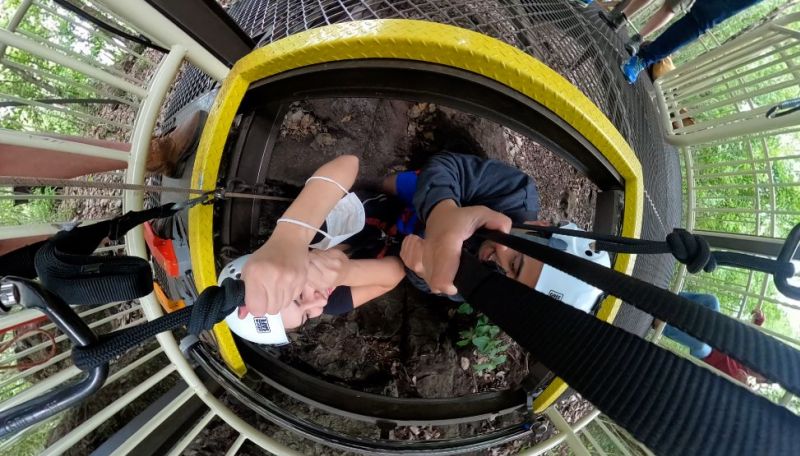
left=532, top=223, right=611, bottom=313
left=217, top=254, right=289, bottom=345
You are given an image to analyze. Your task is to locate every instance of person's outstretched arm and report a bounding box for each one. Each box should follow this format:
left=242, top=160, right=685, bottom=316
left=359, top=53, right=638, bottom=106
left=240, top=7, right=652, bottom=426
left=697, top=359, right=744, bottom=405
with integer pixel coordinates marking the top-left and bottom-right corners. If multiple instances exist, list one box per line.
left=241, top=155, right=359, bottom=318
left=307, top=250, right=404, bottom=309
left=341, top=257, right=405, bottom=307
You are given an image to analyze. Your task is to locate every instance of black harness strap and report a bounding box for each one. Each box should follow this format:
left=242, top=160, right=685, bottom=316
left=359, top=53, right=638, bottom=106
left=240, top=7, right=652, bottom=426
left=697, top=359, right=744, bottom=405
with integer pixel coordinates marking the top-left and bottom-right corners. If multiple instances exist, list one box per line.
left=71, top=278, right=243, bottom=371
left=454, top=253, right=800, bottom=456
left=0, top=203, right=184, bottom=305
left=479, top=230, right=800, bottom=396
left=0, top=239, right=46, bottom=278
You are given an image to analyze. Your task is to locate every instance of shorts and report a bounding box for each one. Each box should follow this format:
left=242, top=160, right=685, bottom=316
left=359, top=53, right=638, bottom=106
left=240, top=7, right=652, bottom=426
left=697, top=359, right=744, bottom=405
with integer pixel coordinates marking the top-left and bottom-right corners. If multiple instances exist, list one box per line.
left=664, top=0, right=695, bottom=14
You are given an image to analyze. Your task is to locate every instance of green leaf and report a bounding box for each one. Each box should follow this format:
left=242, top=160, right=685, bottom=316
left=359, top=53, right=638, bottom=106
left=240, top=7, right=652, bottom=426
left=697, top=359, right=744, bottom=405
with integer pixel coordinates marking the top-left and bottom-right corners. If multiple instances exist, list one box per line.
left=473, top=363, right=494, bottom=373
left=488, top=325, right=501, bottom=337
left=494, top=355, right=507, bottom=364
left=457, top=303, right=474, bottom=315
left=472, top=336, right=490, bottom=351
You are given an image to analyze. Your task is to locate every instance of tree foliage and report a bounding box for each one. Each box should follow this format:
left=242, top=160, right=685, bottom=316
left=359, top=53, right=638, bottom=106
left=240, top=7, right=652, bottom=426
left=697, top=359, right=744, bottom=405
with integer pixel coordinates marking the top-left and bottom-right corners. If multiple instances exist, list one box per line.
left=0, top=0, right=141, bottom=138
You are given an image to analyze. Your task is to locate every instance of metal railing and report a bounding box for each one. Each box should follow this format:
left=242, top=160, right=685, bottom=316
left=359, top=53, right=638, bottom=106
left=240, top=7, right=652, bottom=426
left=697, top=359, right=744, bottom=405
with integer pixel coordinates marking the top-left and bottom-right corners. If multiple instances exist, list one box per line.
left=0, top=1, right=647, bottom=455
left=650, top=13, right=800, bottom=415
left=0, top=0, right=297, bottom=454
left=655, top=13, right=800, bottom=146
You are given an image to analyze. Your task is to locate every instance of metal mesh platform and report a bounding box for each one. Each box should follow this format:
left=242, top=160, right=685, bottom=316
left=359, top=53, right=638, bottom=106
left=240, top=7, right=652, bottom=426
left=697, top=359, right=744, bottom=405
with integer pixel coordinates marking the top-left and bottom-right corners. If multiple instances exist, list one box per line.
left=162, top=0, right=682, bottom=335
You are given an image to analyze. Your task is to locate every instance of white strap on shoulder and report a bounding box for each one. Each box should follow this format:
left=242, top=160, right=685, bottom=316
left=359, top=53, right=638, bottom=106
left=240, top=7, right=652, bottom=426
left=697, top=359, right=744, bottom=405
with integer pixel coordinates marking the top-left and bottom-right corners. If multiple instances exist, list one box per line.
left=305, top=175, right=348, bottom=195
left=276, top=218, right=332, bottom=239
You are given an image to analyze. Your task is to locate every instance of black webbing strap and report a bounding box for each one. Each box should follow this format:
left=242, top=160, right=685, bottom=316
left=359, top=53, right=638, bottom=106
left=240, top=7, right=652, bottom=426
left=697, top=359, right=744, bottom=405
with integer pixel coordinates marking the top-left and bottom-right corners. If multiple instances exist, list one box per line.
left=0, top=239, right=46, bottom=278
left=0, top=203, right=181, bottom=279
left=0, top=203, right=183, bottom=305
left=479, top=230, right=800, bottom=396
left=454, top=253, right=800, bottom=456
left=71, top=278, right=243, bottom=371
left=514, top=224, right=796, bottom=279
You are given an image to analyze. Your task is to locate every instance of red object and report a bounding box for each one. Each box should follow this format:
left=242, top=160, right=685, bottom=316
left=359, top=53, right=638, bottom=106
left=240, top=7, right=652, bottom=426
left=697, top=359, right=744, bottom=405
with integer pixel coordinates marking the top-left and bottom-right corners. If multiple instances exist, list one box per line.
left=143, top=221, right=179, bottom=277
left=702, top=349, right=749, bottom=383
left=752, top=310, right=766, bottom=326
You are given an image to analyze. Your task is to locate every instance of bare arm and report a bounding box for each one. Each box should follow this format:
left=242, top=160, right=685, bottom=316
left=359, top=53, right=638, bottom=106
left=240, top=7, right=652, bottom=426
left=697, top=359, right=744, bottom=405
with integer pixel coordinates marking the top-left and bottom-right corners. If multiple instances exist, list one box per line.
left=277, top=155, right=360, bottom=244
left=345, top=258, right=405, bottom=308
left=241, top=155, right=360, bottom=317
left=307, top=252, right=405, bottom=309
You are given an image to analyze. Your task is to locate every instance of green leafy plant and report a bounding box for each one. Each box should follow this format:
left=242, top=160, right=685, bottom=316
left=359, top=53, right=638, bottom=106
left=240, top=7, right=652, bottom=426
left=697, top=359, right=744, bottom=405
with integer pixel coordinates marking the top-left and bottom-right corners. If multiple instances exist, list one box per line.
left=457, top=314, right=508, bottom=374
left=456, top=302, right=474, bottom=315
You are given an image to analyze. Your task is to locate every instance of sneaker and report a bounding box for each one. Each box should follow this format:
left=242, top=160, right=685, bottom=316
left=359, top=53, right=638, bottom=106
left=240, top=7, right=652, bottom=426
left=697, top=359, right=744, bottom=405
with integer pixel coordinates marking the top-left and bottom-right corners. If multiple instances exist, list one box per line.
left=625, top=34, right=642, bottom=55
left=621, top=56, right=646, bottom=84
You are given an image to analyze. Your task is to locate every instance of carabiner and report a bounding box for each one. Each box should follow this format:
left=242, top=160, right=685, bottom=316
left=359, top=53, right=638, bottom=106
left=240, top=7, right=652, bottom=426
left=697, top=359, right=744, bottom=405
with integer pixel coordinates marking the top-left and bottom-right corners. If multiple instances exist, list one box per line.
left=170, top=191, right=217, bottom=211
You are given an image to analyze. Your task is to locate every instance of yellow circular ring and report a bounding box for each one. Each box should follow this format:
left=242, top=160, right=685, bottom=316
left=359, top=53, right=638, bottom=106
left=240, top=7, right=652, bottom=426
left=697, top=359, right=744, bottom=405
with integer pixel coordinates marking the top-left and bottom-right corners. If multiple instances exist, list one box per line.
left=189, top=18, right=644, bottom=409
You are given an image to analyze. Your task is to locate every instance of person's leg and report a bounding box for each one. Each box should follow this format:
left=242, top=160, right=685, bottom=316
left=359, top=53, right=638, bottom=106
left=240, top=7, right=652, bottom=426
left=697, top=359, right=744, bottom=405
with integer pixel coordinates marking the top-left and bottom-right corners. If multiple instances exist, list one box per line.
left=636, top=12, right=704, bottom=67
left=637, top=0, right=762, bottom=68
left=679, top=292, right=721, bottom=312
left=639, top=6, right=676, bottom=39
left=620, top=7, right=703, bottom=83
left=621, top=0, right=654, bottom=18
left=661, top=292, right=720, bottom=359
left=662, top=324, right=713, bottom=358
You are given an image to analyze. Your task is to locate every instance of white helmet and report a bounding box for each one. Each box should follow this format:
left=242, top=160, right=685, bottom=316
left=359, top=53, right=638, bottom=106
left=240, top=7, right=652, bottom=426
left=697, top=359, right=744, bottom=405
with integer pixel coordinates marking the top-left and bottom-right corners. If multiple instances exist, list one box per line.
left=532, top=223, right=611, bottom=314
left=217, top=254, right=289, bottom=345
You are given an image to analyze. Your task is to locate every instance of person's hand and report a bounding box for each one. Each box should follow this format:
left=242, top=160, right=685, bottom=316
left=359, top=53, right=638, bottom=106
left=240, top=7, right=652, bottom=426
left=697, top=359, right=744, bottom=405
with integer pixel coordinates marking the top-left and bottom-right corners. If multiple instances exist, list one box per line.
left=307, top=249, right=348, bottom=291
left=422, top=200, right=512, bottom=295
left=400, top=234, right=426, bottom=276
left=240, top=228, right=309, bottom=318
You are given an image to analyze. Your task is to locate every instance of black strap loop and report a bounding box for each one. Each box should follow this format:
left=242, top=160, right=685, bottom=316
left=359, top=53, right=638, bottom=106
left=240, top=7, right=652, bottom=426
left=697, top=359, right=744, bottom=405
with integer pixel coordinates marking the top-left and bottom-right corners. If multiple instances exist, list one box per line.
left=30, top=203, right=181, bottom=305
left=72, top=279, right=243, bottom=371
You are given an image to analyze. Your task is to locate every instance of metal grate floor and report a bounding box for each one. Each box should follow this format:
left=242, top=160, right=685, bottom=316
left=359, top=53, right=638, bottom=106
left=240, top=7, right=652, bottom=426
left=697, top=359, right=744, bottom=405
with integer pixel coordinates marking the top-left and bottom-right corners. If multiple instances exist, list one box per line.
left=162, top=0, right=682, bottom=335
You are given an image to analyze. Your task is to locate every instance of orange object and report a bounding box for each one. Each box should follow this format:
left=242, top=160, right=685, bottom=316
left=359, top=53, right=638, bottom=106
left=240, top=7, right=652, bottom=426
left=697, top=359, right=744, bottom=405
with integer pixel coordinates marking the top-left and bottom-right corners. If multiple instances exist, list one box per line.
left=152, top=281, right=185, bottom=313
left=143, top=221, right=179, bottom=277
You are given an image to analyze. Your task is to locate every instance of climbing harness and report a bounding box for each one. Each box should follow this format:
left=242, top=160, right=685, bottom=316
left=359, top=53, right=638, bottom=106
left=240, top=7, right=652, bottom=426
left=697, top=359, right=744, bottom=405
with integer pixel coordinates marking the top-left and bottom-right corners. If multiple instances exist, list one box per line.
left=0, top=196, right=799, bottom=453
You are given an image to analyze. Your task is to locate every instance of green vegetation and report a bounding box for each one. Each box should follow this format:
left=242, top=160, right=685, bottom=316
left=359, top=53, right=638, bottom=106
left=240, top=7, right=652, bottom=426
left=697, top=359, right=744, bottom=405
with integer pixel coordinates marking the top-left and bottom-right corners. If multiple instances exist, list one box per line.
left=0, top=0, right=138, bottom=138
left=0, top=187, right=73, bottom=226
left=456, top=304, right=509, bottom=374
